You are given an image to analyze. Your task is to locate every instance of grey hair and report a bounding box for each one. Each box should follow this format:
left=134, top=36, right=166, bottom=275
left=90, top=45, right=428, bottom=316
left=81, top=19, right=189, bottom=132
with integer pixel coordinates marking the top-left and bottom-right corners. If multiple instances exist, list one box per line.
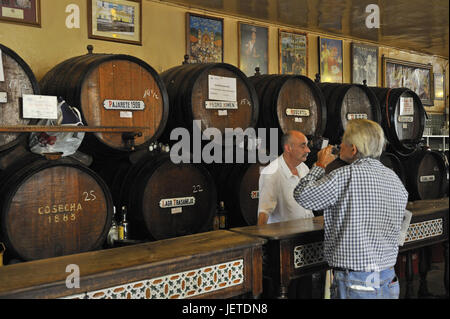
left=280, top=131, right=293, bottom=149
left=342, top=119, right=386, bottom=159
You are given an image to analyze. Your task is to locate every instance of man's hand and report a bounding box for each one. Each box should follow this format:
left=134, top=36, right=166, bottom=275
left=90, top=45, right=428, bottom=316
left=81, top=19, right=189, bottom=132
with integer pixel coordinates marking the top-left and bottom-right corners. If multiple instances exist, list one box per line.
left=316, top=145, right=336, bottom=168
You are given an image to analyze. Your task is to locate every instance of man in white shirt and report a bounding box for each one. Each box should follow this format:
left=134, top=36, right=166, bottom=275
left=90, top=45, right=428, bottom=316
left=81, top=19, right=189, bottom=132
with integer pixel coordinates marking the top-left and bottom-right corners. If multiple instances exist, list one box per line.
left=257, top=130, right=313, bottom=225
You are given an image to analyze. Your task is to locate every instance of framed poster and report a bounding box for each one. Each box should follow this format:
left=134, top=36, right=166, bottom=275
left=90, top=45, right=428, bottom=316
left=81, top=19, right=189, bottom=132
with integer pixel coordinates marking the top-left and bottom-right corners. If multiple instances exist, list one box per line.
left=434, top=73, right=444, bottom=100
left=279, top=30, right=307, bottom=75
left=186, top=13, right=223, bottom=63
left=319, top=37, right=343, bottom=83
left=0, top=0, right=40, bottom=27
left=238, top=22, right=268, bottom=77
left=88, top=0, right=142, bottom=45
left=383, top=57, right=433, bottom=106
left=351, top=43, right=378, bottom=86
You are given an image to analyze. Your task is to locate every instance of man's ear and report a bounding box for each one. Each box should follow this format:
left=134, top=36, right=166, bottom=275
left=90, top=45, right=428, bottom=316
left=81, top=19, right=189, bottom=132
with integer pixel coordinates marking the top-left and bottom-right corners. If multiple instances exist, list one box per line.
left=351, top=144, right=357, bottom=156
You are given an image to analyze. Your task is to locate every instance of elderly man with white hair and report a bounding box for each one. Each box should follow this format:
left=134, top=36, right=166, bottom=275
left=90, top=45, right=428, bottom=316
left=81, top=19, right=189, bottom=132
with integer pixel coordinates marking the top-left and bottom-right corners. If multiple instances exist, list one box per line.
left=293, top=119, right=408, bottom=299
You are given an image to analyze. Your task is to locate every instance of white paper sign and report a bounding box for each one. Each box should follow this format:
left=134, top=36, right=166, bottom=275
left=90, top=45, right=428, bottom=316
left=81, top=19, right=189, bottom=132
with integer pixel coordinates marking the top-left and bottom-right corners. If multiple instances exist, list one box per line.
left=0, top=92, right=7, bottom=103
left=0, top=49, right=4, bottom=82
left=400, top=97, right=414, bottom=116
left=208, top=75, right=237, bottom=102
left=22, top=94, right=58, bottom=119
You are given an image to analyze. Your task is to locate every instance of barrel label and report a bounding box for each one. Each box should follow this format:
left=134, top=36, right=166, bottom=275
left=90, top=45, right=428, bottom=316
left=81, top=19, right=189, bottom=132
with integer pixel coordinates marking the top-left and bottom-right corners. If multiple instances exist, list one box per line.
left=286, top=108, right=310, bottom=117
left=171, top=207, right=183, bottom=214
left=159, top=196, right=196, bottom=208
left=346, top=113, right=368, bottom=120
left=38, top=203, right=83, bottom=214
left=400, top=97, right=414, bottom=115
left=420, top=175, right=435, bottom=182
left=103, top=100, right=145, bottom=110
left=205, top=101, right=238, bottom=109
left=397, top=115, right=414, bottom=123
left=0, top=92, right=7, bottom=103
left=250, top=190, right=259, bottom=199
left=208, top=75, right=237, bottom=102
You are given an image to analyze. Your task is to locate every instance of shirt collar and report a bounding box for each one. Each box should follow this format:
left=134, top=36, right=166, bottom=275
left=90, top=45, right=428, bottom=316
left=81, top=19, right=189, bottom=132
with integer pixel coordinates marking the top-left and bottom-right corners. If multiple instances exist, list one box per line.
left=280, top=154, right=302, bottom=178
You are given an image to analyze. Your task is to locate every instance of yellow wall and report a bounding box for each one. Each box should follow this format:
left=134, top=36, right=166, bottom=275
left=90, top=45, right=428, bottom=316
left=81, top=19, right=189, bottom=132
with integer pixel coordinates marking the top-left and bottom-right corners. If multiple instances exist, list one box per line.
left=0, top=0, right=448, bottom=114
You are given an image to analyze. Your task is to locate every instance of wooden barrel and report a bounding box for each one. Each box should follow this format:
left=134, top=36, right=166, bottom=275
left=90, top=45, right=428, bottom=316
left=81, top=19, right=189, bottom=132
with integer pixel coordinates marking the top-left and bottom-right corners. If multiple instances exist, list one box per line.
left=39, top=47, right=169, bottom=157
left=318, top=83, right=381, bottom=145
left=402, top=149, right=448, bottom=200
left=93, top=151, right=217, bottom=240
left=380, top=151, right=406, bottom=185
left=0, top=153, right=113, bottom=261
left=214, top=162, right=267, bottom=227
left=248, top=74, right=327, bottom=139
left=370, top=87, right=426, bottom=156
left=0, top=44, right=40, bottom=152
left=159, top=63, right=259, bottom=144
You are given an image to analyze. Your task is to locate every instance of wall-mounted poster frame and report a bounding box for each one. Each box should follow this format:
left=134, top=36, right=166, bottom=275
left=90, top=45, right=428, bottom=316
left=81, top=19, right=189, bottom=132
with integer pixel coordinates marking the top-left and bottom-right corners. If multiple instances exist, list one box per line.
left=434, top=73, right=445, bottom=101
left=351, top=42, right=378, bottom=86
left=318, top=37, right=343, bottom=83
left=238, top=22, right=268, bottom=77
left=0, top=0, right=40, bottom=27
left=383, top=57, right=433, bottom=106
left=88, top=0, right=142, bottom=46
left=186, top=13, right=223, bottom=63
left=279, top=30, right=307, bottom=76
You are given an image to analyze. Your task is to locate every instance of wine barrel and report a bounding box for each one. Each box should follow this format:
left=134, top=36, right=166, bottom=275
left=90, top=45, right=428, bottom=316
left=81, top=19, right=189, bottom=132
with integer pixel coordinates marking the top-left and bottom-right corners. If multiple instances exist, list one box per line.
left=370, top=87, right=426, bottom=156
left=0, top=153, right=113, bottom=261
left=39, top=47, right=169, bottom=157
left=248, top=74, right=327, bottom=139
left=214, top=162, right=267, bottom=227
left=0, top=44, right=40, bottom=152
left=402, top=149, right=447, bottom=200
left=380, top=151, right=406, bottom=185
left=160, top=63, right=259, bottom=144
left=93, top=151, right=217, bottom=240
left=318, top=83, right=381, bottom=145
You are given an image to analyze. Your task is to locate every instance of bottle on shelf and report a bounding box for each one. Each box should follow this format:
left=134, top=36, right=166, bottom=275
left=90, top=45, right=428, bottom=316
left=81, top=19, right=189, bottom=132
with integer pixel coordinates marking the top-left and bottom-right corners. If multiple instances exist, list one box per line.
left=106, top=206, right=119, bottom=247
left=218, top=201, right=228, bottom=229
left=118, top=206, right=129, bottom=240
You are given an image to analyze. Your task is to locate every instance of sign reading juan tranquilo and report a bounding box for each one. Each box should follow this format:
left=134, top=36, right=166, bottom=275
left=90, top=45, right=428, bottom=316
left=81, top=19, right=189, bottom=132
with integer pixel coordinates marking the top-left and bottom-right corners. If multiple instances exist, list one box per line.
left=103, top=100, right=145, bottom=110
left=159, top=196, right=196, bottom=208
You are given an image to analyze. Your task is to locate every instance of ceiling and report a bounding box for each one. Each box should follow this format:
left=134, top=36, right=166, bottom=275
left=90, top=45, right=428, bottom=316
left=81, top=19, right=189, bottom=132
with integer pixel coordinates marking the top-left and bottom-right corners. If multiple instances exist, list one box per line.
left=158, top=0, right=449, bottom=58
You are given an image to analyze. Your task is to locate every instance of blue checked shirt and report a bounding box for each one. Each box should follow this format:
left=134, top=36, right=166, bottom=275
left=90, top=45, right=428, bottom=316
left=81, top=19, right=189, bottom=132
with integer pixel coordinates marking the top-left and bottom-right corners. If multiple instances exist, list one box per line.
left=293, top=158, right=408, bottom=272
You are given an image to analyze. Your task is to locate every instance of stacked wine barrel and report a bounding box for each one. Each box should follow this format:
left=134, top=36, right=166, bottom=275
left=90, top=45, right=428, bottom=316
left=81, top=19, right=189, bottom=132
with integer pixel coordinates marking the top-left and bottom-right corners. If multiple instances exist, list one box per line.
left=39, top=46, right=170, bottom=159
left=372, top=87, right=446, bottom=200
left=0, top=44, right=115, bottom=263
left=0, top=43, right=40, bottom=153
left=248, top=74, right=327, bottom=154
left=160, top=62, right=259, bottom=145
left=318, top=82, right=381, bottom=145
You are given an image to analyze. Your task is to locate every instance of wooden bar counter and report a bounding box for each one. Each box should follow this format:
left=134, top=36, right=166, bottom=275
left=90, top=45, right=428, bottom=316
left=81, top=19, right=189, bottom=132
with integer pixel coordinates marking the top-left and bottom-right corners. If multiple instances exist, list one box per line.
left=0, top=230, right=266, bottom=299
left=230, top=198, right=449, bottom=299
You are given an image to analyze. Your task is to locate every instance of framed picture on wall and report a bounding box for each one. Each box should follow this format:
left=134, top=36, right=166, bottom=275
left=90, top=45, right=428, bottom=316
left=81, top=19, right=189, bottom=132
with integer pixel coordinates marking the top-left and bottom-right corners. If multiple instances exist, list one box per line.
left=238, top=22, right=268, bottom=77
left=383, top=57, right=433, bottom=106
left=88, top=0, right=142, bottom=45
left=186, top=13, right=223, bottom=63
left=279, top=30, right=307, bottom=75
left=0, top=0, right=41, bottom=27
left=351, top=43, right=378, bottom=86
left=319, top=37, right=343, bottom=83
left=434, top=73, right=444, bottom=100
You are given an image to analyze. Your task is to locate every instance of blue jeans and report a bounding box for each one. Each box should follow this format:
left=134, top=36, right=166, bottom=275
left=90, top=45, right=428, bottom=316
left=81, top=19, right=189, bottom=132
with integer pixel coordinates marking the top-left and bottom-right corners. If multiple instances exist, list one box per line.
left=330, top=267, right=400, bottom=299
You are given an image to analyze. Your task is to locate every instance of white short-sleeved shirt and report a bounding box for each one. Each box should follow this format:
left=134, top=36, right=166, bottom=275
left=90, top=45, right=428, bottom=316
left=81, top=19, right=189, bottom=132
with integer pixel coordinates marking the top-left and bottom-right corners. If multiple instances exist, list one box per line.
left=258, top=155, right=313, bottom=223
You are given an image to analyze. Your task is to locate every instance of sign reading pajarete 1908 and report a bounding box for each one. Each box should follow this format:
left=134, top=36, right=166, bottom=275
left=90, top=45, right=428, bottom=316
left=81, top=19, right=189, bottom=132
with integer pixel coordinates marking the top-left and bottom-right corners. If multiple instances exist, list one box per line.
left=103, top=100, right=145, bottom=110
